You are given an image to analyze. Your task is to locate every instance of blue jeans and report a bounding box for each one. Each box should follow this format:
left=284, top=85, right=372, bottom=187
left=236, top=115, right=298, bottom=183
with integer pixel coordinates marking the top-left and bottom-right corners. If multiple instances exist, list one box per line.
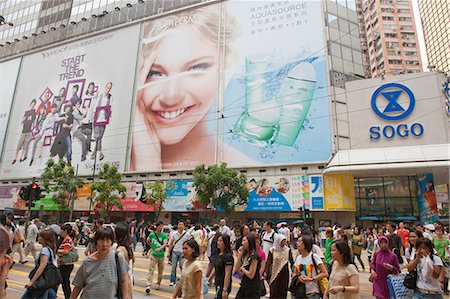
left=64, top=136, right=72, bottom=162
left=22, top=288, right=57, bottom=299
left=412, top=290, right=444, bottom=299
left=170, top=251, right=185, bottom=284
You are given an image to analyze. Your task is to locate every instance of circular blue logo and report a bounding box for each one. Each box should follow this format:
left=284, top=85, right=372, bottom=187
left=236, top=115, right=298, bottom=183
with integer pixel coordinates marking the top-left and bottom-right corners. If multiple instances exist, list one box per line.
left=371, top=83, right=415, bottom=121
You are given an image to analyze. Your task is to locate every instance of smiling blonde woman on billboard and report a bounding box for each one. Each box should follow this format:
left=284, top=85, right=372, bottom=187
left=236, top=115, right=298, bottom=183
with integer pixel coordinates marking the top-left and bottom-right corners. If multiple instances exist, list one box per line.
left=130, top=5, right=240, bottom=171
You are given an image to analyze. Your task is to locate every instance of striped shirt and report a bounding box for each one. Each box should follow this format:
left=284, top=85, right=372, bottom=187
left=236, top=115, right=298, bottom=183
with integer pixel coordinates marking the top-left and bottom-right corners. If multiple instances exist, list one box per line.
left=58, top=236, right=74, bottom=266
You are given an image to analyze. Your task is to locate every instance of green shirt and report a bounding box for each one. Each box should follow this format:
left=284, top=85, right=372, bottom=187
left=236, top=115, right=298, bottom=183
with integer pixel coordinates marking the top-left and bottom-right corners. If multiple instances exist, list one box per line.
left=325, top=238, right=334, bottom=264
left=148, top=232, right=168, bottom=259
left=433, top=237, right=450, bottom=262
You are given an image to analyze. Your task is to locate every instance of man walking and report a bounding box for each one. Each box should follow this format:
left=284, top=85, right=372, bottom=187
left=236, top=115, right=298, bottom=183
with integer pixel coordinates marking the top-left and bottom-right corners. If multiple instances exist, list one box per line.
left=262, top=221, right=277, bottom=256
left=146, top=221, right=168, bottom=294
left=168, top=220, right=191, bottom=286
left=11, top=220, right=27, bottom=264
left=24, top=219, right=39, bottom=259
left=219, top=219, right=231, bottom=236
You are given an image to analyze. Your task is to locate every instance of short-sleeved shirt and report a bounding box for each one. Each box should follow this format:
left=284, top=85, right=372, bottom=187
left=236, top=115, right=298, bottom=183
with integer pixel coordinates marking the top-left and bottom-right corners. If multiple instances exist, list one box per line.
left=433, top=237, right=450, bottom=263
left=58, top=236, right=74, bottom=266
left=26, top=224, right=38, bottom=243
left=397, top=229, right=410, bottom=247
left=294, top=252, right=323, bottom=295
left=148, top=232, right=168, bottom=259
left=181, top=260, right=203, bottom=299
left=328, top=263, right=359, bottom=299
left=241, top=253, right=261, bottom=288
left=170, top=230, right=191, bottom=253
left=214, top=252, right=234, bottom=294
left=325, top=238, right=334, bottom=264
left=416, top=255, right=443, bottom=292
left=220, top=225, right=231, bottom=236
left=72, top=250, right=130, bottom=299
left=37, top=246, right=56, bottom=266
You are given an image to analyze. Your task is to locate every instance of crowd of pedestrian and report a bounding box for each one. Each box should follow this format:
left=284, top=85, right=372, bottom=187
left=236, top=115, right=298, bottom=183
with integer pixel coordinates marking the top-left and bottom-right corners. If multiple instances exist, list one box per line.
left=0, top=212, right=449, bottom=299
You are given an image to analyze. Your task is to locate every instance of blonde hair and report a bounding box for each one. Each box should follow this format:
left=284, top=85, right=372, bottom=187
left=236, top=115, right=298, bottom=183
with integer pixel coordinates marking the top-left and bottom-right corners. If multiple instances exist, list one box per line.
left=142, top=4, right=239, bottom=63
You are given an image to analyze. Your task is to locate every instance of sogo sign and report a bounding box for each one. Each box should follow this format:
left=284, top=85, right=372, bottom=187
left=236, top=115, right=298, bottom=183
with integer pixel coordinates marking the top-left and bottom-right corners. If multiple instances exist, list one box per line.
left=369, top=83, right=424, bottom=140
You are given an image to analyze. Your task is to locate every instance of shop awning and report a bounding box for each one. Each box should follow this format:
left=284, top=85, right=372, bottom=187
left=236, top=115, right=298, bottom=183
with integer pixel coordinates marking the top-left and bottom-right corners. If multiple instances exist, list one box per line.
left=325, top=143, right=450, bottom=175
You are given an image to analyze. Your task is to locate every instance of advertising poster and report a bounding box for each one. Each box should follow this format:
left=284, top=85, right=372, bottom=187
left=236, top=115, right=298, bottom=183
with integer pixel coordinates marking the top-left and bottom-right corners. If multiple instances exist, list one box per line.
left=156, top=180, right=201, bottom=211
left=75, top=183, right=92, bottom=211
left=0, top=58, right=21, bottom=159
left=1, top=26, right=140, bottom=179
left=0, top=185, right=26, bottom=210
left=244, top=175, right=303, bottom=211
left=111, top=183, right=153, bottom=212
left=416, top=173, right=439, bottom=224
left=222, top=1, right=332, bottom=167
left=129, top=5, right=221, bottom=171
left=309, top=174, right=324, bottom=210
left=324, top=174, right=356, bottom=211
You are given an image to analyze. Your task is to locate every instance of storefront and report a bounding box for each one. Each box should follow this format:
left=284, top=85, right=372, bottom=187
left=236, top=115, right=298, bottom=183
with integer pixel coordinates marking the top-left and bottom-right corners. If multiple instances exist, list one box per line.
left=326, top=72, right=450, bottom=225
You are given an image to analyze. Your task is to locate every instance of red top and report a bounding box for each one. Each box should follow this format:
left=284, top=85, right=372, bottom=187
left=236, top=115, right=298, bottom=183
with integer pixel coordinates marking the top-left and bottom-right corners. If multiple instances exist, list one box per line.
left=58, top=236, right=74, bottom=266
left=397, top=229, right=409, bottom=247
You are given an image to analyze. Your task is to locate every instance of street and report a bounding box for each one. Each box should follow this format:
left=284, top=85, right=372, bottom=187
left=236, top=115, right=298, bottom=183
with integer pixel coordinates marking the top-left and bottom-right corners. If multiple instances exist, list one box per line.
left=6, top=245, right=375, bottom=299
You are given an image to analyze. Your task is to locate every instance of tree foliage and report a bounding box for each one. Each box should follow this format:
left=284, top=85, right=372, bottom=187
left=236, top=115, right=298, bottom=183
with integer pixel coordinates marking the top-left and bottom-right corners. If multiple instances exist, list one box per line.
left=193, top=163, right=249, bottom=213
left=143, top=181, right=175, bottom=221
left=90, top=163, right=126, bottom=220
left=41, top=159, right=85, bottom=210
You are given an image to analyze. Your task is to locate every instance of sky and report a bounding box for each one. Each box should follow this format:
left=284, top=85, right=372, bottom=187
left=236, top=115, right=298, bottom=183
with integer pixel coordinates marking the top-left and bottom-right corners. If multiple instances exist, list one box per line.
left=411, top=0, right=429, bottom=71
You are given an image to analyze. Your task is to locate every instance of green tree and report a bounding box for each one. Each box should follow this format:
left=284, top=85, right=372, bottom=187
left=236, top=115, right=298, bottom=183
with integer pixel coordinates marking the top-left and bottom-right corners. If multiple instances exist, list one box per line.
left=41, top=159, right=85, bottom=213
left=143, top=181, right=175, bottom=221
left=193, top=163, right=249, bottom=213
left=90, top=163, right=126, bottom=220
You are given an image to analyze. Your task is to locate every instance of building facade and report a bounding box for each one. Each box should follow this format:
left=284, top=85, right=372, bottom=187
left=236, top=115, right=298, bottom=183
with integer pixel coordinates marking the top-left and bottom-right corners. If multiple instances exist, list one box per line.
left=418, top=0, right=450, bottom=73
left=357, top=0, right=422, bottom=78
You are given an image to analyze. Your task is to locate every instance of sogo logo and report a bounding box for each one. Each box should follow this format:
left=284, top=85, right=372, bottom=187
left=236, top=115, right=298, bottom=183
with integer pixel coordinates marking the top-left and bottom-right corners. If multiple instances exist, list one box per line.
left=369, top=83, right=424, bottom=140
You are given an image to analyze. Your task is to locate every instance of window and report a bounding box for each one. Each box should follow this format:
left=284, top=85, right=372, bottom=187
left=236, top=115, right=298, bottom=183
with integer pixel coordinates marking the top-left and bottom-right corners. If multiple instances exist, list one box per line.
left=385, top=33, right=398, bottom=38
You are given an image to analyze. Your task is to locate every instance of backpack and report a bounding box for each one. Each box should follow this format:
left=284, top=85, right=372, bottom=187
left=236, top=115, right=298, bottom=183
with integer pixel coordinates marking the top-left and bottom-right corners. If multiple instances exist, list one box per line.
left=262, top=231, right=275, bottom=244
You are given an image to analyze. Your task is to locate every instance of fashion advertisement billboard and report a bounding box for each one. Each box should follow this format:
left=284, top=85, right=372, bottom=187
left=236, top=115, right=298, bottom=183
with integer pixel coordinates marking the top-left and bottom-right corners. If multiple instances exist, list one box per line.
left=0, top=185, right=26, bottom=210
left=221, top=1, right=332, bottom=167
left=129, top=5, right=221, bottom=171
left=0, top=25, right=140, bottom=179
left=0, top=58, right=21, bottom=159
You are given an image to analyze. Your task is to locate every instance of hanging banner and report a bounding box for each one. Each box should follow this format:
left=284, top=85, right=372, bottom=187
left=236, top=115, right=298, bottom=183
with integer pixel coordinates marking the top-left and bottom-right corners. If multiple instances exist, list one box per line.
left=309, top=174, right=324, bottom=210
left=0, top=25, right=140, bottom=179
left=0, top=185, right=26, bottom=210
left=416, top=173, right=439, bottom=224
left=324, top=174, right=356, bottom=211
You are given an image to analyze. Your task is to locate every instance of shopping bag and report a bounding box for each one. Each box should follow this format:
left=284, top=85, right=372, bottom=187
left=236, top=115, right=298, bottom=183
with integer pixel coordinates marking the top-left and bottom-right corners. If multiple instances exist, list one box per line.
left=387, top=273, right=413, bottom=299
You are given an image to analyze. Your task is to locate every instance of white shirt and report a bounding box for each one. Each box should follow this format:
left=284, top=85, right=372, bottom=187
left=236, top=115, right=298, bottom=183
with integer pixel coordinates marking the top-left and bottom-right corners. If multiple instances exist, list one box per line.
left=26, top=223, right=38, bottom=243
left=294, top=252, right=322, bottom=295
left=170, top=230, right=191, bottom=253
left=312, top=244, right=325, bottom=259
left=416, top=255, right=443, bottom=292
left=220, top=225, right=231, bottom=236
left=262, top=230, right=277, bottom=256
left=206, top=231, right=216, bottom=258
left=18, top=225, right=25, bottom=241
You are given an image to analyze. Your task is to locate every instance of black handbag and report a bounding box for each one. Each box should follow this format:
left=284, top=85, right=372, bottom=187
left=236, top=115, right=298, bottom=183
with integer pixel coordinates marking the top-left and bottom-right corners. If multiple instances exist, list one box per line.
left=28, top=249, right=62, bottom=292
left=289, top=274, right=307, bottom=298
left=403, top=270, right=417, bottom=290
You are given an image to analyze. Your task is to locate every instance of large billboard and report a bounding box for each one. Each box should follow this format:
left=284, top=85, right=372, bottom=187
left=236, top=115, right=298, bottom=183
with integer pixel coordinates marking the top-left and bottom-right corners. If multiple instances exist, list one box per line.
left=129, top=5, right=222, bottom=171
left=416, top=173, right=439, bottom=224
left=129, top=1, right=332, bottom=172
left=222, top=1, right=331, bottom=167
left=0, top=58, right=21, bottom=158
left=0, top=26, right=140, bottom=179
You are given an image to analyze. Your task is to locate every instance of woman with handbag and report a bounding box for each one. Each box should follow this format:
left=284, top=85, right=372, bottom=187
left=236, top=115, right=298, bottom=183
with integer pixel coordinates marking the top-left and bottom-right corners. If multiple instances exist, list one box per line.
left=234, top=233, right=261, bottom=299
left=58, top=224, right=77, bottom=299
left=293, top=235, right=329, bottom=299
left=324, top=240, right=360, bottom=299
left=265, top=234, right=294, bottom=299
left=407, top=238, right=444, bottom=299
left=22, top=230, right=59, bottom=299
left=370, top=236, right=399, bottom=299
left=70, top=227, right=130, bottom=299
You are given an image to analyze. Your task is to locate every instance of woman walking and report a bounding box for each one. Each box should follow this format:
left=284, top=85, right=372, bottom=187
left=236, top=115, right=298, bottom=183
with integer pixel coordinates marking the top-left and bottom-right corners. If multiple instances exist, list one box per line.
left=234, top=233, right=262, bottom=299
left=70, top=228, right=130, bottom=299
left=115, top=224, right=135, bottom=299
left=370, top=236, right=399, bottom=299
left=265, top=234, right=294, bottom=299
left=22, top=230, right=58, bottom=299
left=212, top=234, right=233, bottom=299
left=405, top=230, right=423, bottom=263
left=407, top=238, right=444, bottom=299
left=173, top=239, right=203, bottom=299
left=324, top=240, right=360, bottom=299
left=352, top=227, right=365, bottom=271
left=58, top=224, right=76, bottom=299
left=293, top=235, right=329, bottom=299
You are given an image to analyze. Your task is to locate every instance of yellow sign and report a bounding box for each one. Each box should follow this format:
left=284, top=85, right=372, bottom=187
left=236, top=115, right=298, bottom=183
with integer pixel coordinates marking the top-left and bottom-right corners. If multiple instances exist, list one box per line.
left=74, top=184, right=91, bottom=211
left=324, top=174, right=356, bottom=211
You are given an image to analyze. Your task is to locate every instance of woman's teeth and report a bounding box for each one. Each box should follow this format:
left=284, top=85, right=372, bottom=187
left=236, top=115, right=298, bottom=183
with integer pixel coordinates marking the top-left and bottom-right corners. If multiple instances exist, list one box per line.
left=157, top=108, right=186, bottom=119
